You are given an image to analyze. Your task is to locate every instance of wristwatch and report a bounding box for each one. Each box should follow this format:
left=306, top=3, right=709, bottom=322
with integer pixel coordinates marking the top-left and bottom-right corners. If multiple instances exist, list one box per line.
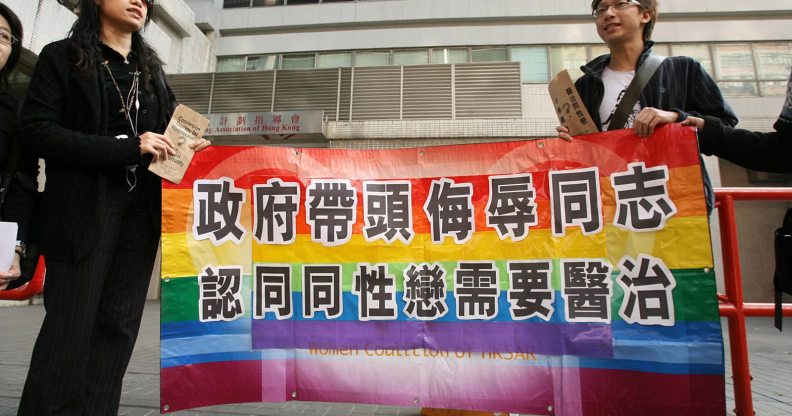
left=14, top=240, right=26, bottom=258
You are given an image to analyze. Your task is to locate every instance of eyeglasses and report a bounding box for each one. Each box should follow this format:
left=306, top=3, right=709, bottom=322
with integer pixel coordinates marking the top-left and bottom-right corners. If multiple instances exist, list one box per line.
left=592, top=0, right=642, bottom=18
left=0, top=30, right=17, bottom=46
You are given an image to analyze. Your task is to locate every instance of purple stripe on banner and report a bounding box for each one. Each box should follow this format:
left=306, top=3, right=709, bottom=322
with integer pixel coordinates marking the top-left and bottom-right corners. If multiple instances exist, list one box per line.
left=251, top=320, right=613, bottom=358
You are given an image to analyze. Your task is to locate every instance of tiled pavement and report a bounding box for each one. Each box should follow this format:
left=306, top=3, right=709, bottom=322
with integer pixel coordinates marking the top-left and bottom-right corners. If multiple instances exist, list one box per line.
left=1, top=301, right=791, bottom=416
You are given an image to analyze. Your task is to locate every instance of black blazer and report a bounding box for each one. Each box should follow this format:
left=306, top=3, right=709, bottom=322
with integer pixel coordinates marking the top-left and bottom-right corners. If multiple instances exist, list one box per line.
left=20, top=39, right=176, bottom=263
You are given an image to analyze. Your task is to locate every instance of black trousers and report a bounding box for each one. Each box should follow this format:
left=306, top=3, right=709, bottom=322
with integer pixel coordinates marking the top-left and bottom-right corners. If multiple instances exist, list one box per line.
left=18, top=185, right=158, bottom=416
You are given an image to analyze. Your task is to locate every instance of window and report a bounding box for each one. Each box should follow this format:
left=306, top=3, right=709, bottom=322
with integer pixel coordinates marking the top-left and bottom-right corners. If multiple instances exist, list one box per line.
left=224, top=0, right=252, bottom=8
left=317, top=52, right=353, bottom=68
left=246, top=55, right=278, bottom=71
left=714, top=44, right=757, bottom=96
left=355, top=51, right=390, bottom=66
left=471, top=47, right=507, bottom=62
left=755, top=43, right=792, bottom=96
left=671, top=44, right=713, bottom=75
left=217, top=56, right=246, bottom=72
left=431, top=48, right=468, bottom=64
left=510, top=46, right=548, bottom=83
left=393, top=50, right=428, bottom=65
left=282, top=54, right=316, bottom=69
left=252, top=0, right=284, bottom=5
left=549, top=46, right=587, bottom=80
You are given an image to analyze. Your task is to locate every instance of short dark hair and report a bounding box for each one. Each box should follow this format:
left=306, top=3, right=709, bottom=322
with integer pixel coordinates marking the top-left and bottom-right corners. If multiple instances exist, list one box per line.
left=0, top=2, right=23, bottom=89
left=591, top=0, right=658, bottom=42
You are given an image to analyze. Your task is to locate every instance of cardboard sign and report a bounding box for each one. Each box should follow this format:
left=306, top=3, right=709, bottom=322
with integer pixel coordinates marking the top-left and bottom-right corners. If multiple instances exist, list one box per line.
left=149, top=104, right=210, bottom=184
left=548, top=70, right=598, bottom=136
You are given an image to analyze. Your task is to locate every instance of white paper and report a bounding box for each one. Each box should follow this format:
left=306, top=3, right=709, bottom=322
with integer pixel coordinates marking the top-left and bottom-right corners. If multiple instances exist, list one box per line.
left=0, top=221, right=18, bottom=272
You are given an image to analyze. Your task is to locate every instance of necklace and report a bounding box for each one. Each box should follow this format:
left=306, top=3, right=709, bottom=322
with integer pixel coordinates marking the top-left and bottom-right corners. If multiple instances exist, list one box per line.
left=102, top=59, right=142, bottom=192
left=102, top=59, right=140, bottom=138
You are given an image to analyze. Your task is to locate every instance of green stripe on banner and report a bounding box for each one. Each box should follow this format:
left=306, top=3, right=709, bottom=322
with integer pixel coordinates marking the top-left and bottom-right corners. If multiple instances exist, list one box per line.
left=161, top=276, right=254, bottom=323
left=611, top=268, right=720, bottom=322
left=160, top=267, right=718, bottom=324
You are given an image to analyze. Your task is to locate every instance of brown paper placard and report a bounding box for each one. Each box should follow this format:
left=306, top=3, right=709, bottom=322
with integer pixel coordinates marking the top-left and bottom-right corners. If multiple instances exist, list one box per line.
left=148, top=104, right=210, bottom=184
left=548, top=69, right=598, bottom=136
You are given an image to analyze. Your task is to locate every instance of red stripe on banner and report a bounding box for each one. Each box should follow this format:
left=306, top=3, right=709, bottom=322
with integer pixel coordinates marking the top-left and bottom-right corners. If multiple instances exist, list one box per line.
left=160, top=360, right=265, bottom=413
left=167, top=124, right=700, bottom=190
left=578, top=369, right=725, bottom=415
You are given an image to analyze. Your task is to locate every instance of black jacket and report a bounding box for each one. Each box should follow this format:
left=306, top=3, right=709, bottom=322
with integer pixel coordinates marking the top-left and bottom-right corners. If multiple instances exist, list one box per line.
left=575, top=41, right=738, bottom=130
left=699, top=75, right=792, bottom=173
left=699, top=116, right=792, bottom=173
left=0, top=91, right=38, bottom=243
left=20, top=39, right=176, bottom=262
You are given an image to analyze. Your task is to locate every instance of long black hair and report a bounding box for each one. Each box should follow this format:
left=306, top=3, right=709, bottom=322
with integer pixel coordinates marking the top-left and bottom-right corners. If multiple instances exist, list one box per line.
left=0, top=1, right=23, bottom=90
left=69, top=0, right=163, bottom=92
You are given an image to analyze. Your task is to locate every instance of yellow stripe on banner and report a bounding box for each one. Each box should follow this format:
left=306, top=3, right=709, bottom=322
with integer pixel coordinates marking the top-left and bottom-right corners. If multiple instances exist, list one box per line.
left=604, top=215, right=713, bottom=268
left=161, top=215, right=712, bottom=278
left=161, top=233, right=252, bottom=279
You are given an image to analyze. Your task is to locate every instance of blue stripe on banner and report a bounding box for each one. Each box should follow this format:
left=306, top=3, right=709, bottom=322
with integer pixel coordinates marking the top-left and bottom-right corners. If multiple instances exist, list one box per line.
left=613, top=339, right=723, bottom=366
left=268, top=292, right=570, bottom=323
left=611, top=320, right=723, bottom=344
left=162, top=334, right=253, bottom=359
left=161, top=351, right=270, bottom=368
left=577, top=357, right=724, bottom=375
left=161, top=317, right=250, bottom=340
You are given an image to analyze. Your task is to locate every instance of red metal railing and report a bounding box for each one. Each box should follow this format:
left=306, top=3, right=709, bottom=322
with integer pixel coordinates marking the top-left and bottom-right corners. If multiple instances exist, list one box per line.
left=0, top=255, right=45, bottom=301
left=716, top=188, right=792, bottom=416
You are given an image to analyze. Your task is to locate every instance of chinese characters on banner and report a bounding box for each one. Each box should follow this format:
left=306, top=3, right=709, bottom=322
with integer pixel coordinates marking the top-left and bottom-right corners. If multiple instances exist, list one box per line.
left=193, top=163, right=677, bottom=325
left=160, top=125, right=724, bottom=416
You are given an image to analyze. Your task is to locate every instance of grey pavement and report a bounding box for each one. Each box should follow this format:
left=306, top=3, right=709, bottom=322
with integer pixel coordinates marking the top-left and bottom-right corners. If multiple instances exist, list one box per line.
left=1, top=301, right=790, bottom=416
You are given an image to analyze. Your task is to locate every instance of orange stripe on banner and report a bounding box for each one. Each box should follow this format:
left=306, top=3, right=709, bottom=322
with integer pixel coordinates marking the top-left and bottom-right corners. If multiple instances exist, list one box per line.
left=162, top=165, right=706, bottom=235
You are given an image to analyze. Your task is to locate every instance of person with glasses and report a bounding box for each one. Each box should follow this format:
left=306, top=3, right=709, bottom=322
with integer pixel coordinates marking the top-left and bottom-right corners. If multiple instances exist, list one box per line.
left=0, top=2, right=37, bottom=291
left=555, top=0, right=737, bottom=212
left=16, top=1, right=210, bottom=414
left=681, top=70, right=792, bottom=174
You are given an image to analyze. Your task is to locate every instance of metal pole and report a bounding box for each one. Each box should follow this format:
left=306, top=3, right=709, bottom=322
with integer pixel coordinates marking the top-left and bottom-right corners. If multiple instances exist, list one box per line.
left=718, top=194, right=754, bottom=415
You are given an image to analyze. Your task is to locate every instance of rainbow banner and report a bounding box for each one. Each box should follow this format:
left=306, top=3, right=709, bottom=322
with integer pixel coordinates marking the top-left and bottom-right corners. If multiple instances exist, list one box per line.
left=160, top=124, right=724, bottom=415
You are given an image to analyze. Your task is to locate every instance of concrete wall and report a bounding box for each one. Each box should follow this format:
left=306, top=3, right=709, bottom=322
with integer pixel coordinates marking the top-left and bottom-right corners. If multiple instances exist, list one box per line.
left=190, top=0, right=792, bottom=55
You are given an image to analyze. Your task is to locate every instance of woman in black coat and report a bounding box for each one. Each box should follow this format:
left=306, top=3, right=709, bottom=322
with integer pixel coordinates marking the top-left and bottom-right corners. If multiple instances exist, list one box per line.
left=0, top=2, right=36, bottom=290
left=17, top=1, right=209, bottom=414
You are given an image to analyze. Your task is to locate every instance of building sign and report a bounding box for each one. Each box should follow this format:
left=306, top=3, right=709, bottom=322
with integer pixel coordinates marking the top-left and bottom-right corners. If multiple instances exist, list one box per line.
left=204, top=110, right=324, bottom=137
left=160, top=125, right=724, bottom=415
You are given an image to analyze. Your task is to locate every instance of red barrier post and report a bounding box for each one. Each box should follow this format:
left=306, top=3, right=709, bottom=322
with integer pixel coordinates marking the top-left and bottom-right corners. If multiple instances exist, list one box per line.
left=715, top=187, right=792, bottom=416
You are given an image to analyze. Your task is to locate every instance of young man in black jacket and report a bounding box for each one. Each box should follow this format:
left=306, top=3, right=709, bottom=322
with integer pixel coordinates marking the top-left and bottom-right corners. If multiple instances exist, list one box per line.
left=555, top=0, right=739, bottom=211
left=683, top=70, right=792, bottom=174
left=557, top=0, right=737, bottom=139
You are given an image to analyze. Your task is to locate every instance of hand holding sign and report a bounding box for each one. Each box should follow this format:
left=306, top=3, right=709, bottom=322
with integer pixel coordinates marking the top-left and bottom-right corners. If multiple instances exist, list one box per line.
left=548, top=70, right=598, bottom=139
left=148, top=104, right=210, bottom=184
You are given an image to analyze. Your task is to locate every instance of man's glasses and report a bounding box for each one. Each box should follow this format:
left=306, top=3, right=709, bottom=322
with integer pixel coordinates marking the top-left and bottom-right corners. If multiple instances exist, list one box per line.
left=592, top=0, right=642, bottom=18
left=0, top=30, right=18, bottom=46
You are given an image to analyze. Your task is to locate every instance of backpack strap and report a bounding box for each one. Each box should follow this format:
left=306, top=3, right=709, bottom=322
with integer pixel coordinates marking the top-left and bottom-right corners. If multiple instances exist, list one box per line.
left=607, top=54, right=667, bottom=131
left=775, top=207, right=792, bottom=331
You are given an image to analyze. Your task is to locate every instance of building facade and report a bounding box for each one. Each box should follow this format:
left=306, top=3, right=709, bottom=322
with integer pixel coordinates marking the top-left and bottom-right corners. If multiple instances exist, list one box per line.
left=6, top=0, right=792, bottom=302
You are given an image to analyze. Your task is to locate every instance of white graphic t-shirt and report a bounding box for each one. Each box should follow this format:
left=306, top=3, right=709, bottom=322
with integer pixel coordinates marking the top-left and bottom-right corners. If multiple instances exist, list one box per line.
left=600, top=67, right=642, bottom=130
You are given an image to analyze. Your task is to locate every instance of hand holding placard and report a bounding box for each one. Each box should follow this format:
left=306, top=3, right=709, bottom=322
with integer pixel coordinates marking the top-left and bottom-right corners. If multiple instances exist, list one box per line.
left=148, top=104, right=210, bottom=184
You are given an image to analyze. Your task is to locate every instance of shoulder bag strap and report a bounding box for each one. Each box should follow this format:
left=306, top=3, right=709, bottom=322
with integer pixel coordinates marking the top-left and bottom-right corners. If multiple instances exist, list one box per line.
left=607, top=54, right=667, bottom=131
